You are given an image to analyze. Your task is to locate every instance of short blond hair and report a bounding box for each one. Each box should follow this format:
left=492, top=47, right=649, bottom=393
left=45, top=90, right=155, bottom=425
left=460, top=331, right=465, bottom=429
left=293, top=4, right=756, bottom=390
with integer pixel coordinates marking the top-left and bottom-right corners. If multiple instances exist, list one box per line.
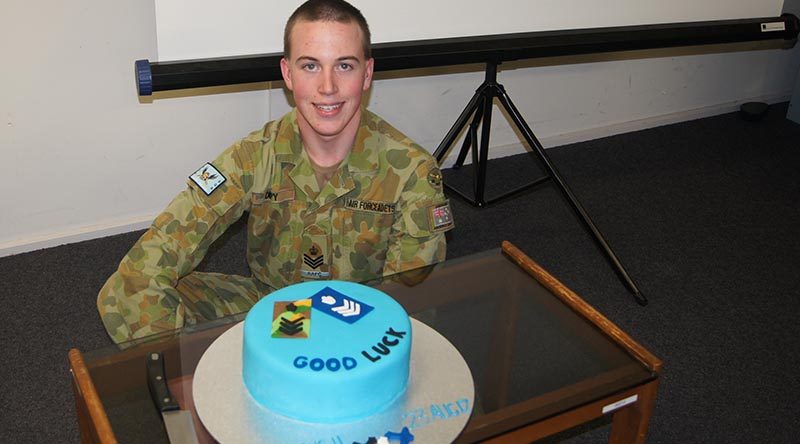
left=284, top=0, right=371, bottom=59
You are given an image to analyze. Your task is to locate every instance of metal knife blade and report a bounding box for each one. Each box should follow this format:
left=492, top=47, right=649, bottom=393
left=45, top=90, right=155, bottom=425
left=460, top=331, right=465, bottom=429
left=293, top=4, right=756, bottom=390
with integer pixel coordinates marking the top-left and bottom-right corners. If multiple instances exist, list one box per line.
left=147, top=352, right=200, bottom=444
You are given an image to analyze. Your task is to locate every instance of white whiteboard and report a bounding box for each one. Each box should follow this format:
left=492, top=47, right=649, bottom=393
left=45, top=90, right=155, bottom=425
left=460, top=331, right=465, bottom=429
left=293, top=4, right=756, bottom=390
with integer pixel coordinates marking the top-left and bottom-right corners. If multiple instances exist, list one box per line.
left=155, top=0, right=785, bottom=61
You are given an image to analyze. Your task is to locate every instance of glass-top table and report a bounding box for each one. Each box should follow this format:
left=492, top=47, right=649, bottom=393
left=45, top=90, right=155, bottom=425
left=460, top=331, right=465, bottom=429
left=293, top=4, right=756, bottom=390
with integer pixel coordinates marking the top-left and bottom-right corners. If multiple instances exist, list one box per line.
left=69, top=241, right=661, bottom=443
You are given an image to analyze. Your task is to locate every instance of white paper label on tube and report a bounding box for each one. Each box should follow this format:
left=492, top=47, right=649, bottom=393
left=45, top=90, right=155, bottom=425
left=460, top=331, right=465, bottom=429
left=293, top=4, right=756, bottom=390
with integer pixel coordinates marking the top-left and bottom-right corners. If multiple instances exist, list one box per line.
left=761, top=22, right=786, bottom=32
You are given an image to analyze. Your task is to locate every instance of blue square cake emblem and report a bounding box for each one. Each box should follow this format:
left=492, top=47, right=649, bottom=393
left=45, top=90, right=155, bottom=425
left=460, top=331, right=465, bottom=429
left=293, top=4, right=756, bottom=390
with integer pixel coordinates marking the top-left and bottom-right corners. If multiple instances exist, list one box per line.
left=310, top=286, right=374, bottom=324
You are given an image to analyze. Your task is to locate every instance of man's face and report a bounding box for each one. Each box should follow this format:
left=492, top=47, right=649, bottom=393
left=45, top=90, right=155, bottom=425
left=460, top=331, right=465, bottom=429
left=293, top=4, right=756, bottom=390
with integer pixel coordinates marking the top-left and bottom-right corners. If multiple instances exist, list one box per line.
left=281, top=19, right=374, bottom=146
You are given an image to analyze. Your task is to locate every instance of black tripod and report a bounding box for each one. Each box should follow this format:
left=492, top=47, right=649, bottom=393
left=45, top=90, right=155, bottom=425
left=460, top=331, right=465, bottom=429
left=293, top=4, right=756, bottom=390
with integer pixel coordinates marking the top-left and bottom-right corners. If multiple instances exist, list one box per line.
left=433, top=60, right=647, bottom=305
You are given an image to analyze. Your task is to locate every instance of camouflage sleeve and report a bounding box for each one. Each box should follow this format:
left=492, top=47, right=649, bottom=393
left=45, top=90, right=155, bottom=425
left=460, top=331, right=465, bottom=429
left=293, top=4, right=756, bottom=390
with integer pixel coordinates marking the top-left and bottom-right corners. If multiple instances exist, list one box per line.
left=383, top=158, right=454, bottom=276
left=97, top=140, right=259, bottom=343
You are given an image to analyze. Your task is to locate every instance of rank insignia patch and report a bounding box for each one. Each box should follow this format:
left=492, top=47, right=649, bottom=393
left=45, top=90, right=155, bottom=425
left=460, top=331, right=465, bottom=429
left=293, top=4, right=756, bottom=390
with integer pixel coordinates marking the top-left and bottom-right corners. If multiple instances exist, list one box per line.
left=300, top=239, right=330, bottom=280
left=310, top=287, right=374, bottom=324
left=303, top=244, right=324, bottom=269
left=271, top=299, right=311, bottom=339
left=189, top=162, right=226, bottom=196
left=428, top=201, right=454, bottom=232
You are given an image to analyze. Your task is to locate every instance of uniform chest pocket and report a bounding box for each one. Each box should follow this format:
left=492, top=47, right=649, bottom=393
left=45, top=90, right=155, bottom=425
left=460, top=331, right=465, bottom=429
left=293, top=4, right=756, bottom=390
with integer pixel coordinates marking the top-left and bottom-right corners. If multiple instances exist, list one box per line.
left=332, top=207, right=395, bottom=279
left=249, top=197, right=306, bottom=258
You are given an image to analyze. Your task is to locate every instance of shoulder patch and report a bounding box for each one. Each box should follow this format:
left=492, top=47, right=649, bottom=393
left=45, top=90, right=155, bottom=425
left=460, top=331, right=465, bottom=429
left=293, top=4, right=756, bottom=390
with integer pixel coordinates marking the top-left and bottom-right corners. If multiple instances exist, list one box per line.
left=428, top=201, right=454, bottom=232
left=427, top=168, right=443, bottom=187
left=189, top=163, right=226, bottom=196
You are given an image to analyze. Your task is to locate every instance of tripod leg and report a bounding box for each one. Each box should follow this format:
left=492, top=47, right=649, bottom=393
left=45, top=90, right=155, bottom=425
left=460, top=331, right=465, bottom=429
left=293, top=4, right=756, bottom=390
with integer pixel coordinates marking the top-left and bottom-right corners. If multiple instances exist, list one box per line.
left=434, top=83, right=488, bottom=164
left=454, top=105, right=485, bottom=168
left=470, top=119, right=479, bottom=168
left=474, top=90, right=495, bottom=206
left=495, top=87, right=647, bottom=305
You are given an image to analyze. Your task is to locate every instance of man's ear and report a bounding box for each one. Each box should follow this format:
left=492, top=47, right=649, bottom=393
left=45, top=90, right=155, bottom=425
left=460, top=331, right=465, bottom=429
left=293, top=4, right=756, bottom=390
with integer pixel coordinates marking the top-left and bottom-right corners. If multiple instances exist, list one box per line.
left=280, top=57, right=294, bottom=91
left=362, top=58, right=374, bottom=91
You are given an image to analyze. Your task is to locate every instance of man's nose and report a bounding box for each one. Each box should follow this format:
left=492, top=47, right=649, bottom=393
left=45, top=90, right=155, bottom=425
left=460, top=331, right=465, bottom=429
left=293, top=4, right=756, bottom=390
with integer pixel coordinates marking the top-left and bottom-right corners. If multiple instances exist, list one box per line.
left=318, top=68, right=337, bottom=95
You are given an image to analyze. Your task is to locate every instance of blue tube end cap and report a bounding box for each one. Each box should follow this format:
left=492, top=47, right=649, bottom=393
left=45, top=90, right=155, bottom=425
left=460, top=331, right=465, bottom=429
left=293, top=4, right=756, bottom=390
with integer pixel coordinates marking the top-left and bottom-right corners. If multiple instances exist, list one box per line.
left=135, top=59, right=153, bottom=96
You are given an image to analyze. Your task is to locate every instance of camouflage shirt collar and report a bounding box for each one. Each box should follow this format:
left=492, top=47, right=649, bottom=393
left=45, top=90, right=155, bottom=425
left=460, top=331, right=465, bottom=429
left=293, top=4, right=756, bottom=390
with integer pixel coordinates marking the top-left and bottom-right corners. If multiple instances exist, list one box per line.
left=273, top=108, right=380, bottom=175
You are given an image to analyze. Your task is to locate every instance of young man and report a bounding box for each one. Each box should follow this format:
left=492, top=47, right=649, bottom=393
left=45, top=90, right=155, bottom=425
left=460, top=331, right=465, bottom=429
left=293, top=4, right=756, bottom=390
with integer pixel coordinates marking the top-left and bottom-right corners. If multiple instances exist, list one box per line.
left=97, top=0, right=454, bottom=344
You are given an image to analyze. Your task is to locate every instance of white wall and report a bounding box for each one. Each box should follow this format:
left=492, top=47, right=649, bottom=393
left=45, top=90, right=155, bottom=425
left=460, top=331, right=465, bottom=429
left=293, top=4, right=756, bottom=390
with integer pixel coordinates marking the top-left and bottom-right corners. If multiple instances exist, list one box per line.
left=1, top=0, right=799, bottom=257
left=1, top=0, right=270, bottom=255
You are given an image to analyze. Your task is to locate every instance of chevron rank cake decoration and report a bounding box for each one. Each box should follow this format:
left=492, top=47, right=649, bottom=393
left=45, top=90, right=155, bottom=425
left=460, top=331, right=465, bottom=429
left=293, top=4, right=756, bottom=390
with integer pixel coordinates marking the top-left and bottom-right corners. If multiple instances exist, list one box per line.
left=271, top=299, right=311, bottom=339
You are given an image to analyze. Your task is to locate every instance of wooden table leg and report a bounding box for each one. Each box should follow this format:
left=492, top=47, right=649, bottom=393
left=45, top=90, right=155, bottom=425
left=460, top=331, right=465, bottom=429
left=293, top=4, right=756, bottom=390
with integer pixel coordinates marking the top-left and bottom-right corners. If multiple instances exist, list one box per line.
left=609, top=378, right=659, bottom=444
left=71, top=374, right=95, bottom=444
left=68, top=348, right=118, bottom=444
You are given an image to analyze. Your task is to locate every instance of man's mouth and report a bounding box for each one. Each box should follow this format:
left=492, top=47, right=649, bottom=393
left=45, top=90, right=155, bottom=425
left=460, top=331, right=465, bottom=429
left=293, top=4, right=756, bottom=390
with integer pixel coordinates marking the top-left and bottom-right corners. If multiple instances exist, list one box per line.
left=315, top=103, right=343, bottom=113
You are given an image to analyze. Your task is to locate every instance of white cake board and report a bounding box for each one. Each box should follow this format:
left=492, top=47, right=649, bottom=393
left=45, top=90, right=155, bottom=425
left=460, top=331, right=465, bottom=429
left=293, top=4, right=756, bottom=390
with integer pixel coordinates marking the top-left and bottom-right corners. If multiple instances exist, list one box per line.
left=193, top=318, right=475, bottom=444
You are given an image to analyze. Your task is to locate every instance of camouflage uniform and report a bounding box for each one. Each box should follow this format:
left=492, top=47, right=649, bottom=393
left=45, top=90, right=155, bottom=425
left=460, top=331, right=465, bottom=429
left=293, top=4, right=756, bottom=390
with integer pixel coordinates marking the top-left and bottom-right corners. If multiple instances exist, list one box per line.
left=97, top=109, right=454, bottom=343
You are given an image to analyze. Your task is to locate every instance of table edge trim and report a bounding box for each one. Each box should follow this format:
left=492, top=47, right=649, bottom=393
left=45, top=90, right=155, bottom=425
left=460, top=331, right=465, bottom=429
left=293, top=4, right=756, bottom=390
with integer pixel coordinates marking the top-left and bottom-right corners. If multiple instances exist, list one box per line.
left=501, top=241, right=663, bottom=373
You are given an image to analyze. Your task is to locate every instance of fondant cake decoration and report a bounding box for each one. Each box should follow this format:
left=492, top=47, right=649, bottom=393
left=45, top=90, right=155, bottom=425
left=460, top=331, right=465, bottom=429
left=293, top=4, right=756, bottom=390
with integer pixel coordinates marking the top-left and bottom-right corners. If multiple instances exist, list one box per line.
left=292, top=355, right=357, bottom=371
left=385, top=427, right=415, bottom=443
left=354, top=427, right=415, bottom=444
left=310, top=286, right=374, bottom=323
left=361, top=328, right=408, bottom=362
left=271, top=299, right=311, bottom=339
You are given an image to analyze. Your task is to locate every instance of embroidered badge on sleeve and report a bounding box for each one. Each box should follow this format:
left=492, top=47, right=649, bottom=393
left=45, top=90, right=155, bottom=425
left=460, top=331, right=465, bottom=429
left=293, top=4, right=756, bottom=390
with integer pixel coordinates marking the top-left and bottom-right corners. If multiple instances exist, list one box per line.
left=428, top=201, right=455, bottom=232
left=189, top=162, right=226, bottom=196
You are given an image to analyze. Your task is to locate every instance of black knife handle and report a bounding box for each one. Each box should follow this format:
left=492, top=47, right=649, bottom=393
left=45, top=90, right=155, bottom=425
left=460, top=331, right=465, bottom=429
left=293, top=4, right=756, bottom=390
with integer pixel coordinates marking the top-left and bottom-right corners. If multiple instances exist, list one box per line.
left=146, top=352, right=180, bottom=413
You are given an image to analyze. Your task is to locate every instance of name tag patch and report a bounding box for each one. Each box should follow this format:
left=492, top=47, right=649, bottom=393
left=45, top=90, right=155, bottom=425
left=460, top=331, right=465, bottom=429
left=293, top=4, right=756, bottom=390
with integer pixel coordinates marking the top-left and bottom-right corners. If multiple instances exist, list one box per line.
left=345, top=198, right=396, bottom=214
left=189, top=163, right=226, bottom=196
left=251, top=187, right=296, bottom=204
left=429, top=201, right=454, bottom=232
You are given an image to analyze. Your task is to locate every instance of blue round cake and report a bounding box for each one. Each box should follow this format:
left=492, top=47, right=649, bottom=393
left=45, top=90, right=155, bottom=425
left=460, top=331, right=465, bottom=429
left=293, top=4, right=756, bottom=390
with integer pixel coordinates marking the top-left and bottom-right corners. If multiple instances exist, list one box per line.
left=242, top=281, right=412, bottom=423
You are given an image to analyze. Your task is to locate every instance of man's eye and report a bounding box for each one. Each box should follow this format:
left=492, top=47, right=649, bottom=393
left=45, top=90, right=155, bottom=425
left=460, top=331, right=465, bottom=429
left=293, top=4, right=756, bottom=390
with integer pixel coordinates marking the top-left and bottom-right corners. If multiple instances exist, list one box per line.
left=338, top=63, right=353, bottom=71
left=302, top=63, right=318, bottom=71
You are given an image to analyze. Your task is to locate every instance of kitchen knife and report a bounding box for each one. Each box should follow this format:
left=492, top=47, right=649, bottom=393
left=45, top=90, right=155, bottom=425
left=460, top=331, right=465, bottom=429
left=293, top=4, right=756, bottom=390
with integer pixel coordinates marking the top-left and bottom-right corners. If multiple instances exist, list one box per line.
left=146, top=352, right=200, bottom=444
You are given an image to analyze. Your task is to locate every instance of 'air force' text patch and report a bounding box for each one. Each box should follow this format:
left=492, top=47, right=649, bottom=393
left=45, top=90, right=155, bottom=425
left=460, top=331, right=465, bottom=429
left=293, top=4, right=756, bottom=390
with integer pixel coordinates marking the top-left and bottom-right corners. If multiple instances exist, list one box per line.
left=345, top=198, right=396, bottom=214
left=190, top=163, right=226, bottom=196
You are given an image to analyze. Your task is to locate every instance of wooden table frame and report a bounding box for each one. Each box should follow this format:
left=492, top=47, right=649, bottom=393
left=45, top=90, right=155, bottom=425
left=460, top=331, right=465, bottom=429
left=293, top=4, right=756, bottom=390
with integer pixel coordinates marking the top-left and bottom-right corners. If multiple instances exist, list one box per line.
left=479, top=243, right=661, bottom=443
left=69, top=241, right=662, bottom=443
